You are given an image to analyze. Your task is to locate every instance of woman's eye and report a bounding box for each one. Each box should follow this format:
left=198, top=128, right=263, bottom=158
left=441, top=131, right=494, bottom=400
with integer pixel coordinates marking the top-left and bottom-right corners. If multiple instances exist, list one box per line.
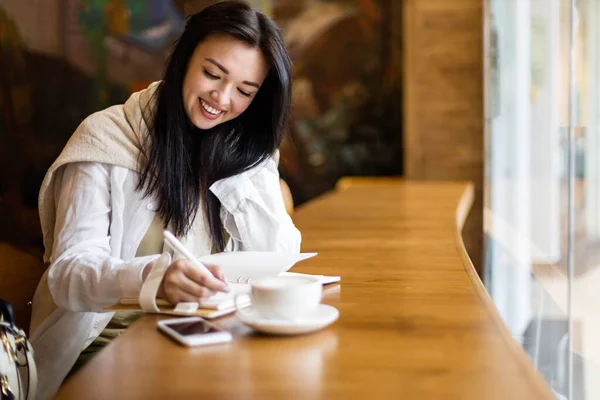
left=203, top=69, right=219, bottom=80
left=238, top=89, right=252, bottom=98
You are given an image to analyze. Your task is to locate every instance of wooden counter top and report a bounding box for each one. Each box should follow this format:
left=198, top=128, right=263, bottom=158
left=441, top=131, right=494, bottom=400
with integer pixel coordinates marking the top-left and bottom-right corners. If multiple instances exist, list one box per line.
left=55, top=180, right=553, bottom=399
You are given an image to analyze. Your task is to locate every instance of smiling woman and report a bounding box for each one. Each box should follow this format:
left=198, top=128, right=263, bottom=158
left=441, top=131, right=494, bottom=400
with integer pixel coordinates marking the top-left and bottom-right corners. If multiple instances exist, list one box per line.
left=146, top=1, right=293, bottom=249
left=182, top=34, right=268, bottom=129
left=29, top=1, right=299, bottom=398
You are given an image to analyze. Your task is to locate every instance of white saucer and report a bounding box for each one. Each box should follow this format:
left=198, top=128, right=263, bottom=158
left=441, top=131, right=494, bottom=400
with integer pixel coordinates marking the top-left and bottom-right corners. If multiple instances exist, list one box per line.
left=236, top=304, right=339, bottom=336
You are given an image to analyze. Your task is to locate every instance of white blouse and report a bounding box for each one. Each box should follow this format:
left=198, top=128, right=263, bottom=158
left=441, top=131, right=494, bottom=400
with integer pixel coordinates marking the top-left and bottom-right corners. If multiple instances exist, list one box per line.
left=30, top=156, right=301, bottom=399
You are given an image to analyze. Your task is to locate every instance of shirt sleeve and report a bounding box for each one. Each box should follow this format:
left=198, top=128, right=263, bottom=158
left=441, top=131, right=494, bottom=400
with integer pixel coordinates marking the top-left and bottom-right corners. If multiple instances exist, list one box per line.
left=47, top=162, right=159, bottom=312
left=210, top=155, right=302, bottom=253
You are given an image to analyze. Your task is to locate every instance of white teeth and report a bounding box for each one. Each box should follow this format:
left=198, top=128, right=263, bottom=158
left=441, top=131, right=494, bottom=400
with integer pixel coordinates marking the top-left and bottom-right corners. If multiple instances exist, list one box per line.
left=201, top=99, right=222, bottom=115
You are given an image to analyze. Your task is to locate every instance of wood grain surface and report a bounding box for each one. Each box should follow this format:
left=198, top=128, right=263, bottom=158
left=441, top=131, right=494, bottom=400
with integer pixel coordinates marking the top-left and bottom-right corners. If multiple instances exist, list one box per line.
left=54, top=180, right=552, bottom=400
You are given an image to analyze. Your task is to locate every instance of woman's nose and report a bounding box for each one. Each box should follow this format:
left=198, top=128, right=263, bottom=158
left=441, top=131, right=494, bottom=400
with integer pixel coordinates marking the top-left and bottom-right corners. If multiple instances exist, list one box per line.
left=210, top=87, right=230, bottom=109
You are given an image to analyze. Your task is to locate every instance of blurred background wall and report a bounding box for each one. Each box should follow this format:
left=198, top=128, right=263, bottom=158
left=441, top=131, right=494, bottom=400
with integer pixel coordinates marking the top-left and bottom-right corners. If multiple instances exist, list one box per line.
left=0, top=0, right=485, bottom=327
left=0, top=0, right=404, bottom=246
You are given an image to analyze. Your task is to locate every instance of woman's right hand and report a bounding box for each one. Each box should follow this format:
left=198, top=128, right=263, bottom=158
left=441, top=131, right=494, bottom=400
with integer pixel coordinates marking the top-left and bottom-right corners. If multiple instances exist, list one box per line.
left=156, top=259, right=229, bottom=305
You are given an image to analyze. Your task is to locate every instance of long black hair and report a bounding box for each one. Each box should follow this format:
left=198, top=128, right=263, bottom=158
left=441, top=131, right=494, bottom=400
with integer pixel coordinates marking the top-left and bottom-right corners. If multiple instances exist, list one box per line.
left=138, top=1, right=292, bottom=252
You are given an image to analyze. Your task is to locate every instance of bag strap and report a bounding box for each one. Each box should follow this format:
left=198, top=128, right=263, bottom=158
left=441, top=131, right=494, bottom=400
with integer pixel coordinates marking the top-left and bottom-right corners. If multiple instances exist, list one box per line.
left=23, top=332, right=37, bottom=400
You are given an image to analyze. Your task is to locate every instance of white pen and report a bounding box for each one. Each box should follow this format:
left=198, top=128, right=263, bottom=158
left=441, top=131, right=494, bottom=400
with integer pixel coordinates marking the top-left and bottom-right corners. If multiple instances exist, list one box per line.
left=163, top=230, right=230, bottom=292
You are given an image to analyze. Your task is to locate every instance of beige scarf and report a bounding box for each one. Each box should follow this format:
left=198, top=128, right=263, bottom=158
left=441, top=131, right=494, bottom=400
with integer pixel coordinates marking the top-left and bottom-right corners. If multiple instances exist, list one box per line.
left=37, top=81, right=211, bottom=263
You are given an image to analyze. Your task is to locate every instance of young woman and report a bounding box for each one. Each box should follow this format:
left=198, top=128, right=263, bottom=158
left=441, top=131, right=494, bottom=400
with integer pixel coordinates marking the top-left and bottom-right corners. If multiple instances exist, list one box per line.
left=30, top=2, right=300, bottom=398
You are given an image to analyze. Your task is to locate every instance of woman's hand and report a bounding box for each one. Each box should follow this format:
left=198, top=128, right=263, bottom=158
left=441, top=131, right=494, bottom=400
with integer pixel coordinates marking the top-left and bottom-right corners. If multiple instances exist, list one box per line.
left=144, top=259, right=229, bottom=304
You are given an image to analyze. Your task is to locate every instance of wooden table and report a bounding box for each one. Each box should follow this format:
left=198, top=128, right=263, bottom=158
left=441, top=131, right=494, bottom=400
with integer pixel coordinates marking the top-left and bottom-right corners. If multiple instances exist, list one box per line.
left=55, top=180, right=553, bottom=399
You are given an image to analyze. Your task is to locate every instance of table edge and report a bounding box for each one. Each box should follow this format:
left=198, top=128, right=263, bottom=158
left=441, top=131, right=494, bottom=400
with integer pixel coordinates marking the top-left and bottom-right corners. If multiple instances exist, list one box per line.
left=454, top=182, right=554, bottom=399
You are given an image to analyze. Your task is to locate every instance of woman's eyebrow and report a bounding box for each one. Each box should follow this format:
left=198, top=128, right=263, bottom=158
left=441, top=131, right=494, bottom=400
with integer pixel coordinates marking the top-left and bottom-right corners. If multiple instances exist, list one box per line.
left=206, top=58, right=260, bottom=88
left=206, top=58, right=229, bottom=74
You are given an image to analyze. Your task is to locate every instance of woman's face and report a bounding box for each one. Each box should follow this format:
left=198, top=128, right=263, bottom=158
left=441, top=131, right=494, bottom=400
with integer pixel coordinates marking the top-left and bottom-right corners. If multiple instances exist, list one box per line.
left=182, top=34, right=268, bottom=130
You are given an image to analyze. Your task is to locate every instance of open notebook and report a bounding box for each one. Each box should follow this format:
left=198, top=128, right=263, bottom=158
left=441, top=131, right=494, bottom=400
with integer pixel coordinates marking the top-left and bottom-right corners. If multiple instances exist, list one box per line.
left=106, top=251, right=340, bottom=319
left=113, top=273, right=341, bottom=318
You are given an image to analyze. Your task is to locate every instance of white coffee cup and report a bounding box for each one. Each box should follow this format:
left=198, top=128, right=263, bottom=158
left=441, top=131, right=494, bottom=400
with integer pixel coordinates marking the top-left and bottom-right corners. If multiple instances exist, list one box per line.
left=236, top=275, right=322, bottom=320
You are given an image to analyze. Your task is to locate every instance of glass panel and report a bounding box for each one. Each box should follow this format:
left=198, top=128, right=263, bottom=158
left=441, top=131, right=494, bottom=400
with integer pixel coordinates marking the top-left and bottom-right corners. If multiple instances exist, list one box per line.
left=571, top=0, right=600, bottom=399
left=487, top=0, right=600, bottom=397
left=484, top=0, right=574, bottom=397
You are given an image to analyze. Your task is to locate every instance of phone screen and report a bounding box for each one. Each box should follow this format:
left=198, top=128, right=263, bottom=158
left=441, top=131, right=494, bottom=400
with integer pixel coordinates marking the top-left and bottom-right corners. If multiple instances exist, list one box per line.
left=167, top=320, right=221, bottom=336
